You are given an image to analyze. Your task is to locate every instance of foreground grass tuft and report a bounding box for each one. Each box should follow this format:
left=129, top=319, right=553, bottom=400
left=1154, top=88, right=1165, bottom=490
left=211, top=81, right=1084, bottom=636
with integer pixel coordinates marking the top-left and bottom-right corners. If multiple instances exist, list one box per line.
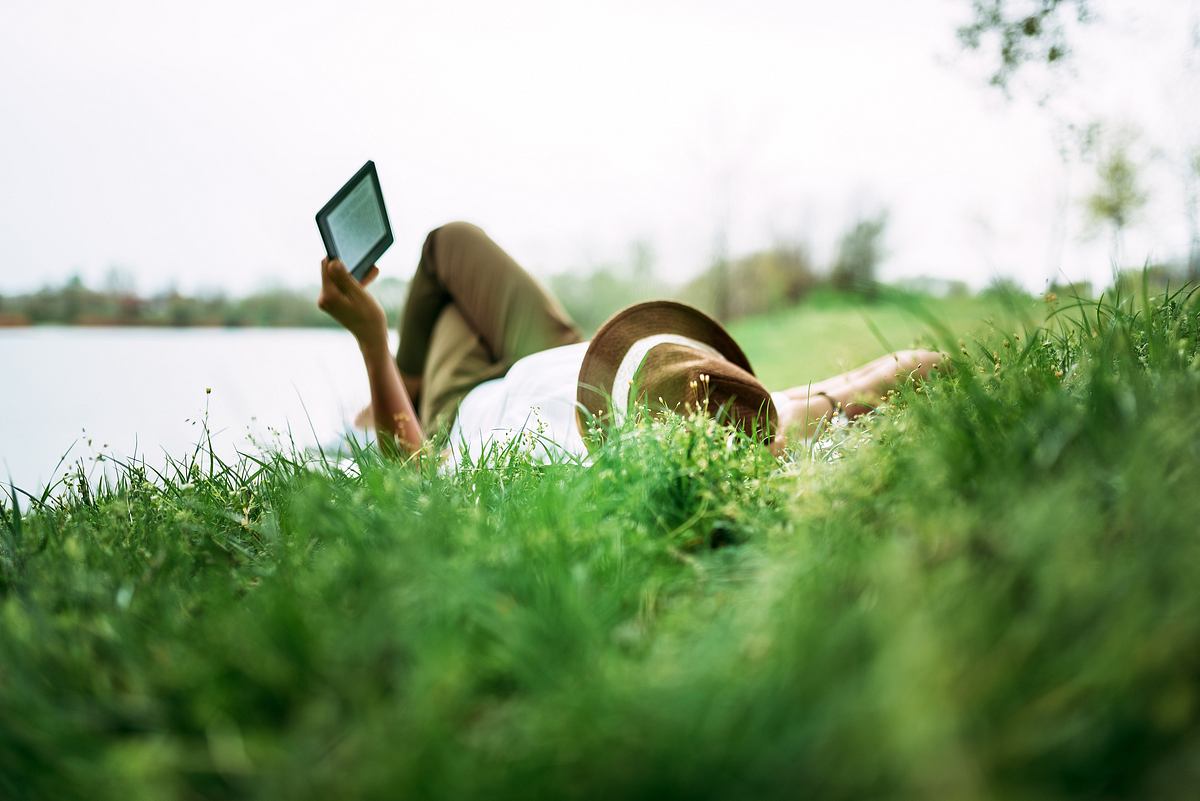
left=2, top=285, right=1200, bottom=800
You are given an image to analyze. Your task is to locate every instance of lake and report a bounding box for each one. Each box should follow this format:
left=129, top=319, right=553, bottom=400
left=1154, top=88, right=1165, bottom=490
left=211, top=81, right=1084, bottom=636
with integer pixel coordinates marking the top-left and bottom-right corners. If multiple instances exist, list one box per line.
left=0, top=327, right=386, bottom=494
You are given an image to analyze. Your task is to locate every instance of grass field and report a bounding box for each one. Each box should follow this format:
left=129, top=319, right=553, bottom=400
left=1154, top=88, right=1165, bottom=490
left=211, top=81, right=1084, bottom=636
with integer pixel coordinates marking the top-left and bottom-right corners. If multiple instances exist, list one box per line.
left=730, top=289, right=1015, bottom=386
left=3, top=286, right=1200, bottom=800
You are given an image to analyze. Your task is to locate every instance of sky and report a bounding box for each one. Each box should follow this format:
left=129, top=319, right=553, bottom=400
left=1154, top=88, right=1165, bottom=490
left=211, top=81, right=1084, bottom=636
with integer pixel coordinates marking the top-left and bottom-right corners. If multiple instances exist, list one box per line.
left=0, top=0, right=1197, bottom=297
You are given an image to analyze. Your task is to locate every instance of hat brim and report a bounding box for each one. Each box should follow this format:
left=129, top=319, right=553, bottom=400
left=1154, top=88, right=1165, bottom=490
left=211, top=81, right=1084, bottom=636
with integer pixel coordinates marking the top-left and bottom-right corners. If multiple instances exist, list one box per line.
left=575, top=300, right=759, bottom=440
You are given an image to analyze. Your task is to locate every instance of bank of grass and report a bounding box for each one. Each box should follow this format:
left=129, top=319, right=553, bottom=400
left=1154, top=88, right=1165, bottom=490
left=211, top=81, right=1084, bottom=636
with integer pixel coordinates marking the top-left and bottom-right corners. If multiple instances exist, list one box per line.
left=2, top=284, right=1200, bottom=800
left=730, top=288, right=1015, bottom=386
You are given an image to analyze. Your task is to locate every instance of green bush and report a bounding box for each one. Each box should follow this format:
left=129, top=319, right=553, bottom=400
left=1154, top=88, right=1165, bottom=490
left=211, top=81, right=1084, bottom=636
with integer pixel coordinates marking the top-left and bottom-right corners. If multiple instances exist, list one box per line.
left=680, top=243, right=819, bottom=321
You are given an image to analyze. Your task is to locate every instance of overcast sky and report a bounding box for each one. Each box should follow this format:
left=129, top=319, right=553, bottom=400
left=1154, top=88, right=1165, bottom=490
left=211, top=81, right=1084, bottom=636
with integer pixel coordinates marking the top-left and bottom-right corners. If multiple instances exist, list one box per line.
left=1, top=0, right=1197, bottom=296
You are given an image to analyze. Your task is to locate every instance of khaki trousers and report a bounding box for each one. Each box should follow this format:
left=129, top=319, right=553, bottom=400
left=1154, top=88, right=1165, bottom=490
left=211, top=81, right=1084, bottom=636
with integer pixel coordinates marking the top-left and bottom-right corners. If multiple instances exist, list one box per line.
left=395, top=222, right=583, bottom=431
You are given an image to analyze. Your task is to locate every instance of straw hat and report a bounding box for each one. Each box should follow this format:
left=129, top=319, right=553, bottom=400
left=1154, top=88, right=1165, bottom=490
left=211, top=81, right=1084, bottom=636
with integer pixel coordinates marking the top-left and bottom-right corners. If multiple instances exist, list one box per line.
left=575, top=300, right=777, bottom=447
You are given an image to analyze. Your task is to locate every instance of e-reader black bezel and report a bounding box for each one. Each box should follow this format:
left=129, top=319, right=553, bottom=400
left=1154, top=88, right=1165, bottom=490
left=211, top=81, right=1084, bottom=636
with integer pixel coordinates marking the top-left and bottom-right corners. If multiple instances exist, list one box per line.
left=315, top=160, right=394, bottom=282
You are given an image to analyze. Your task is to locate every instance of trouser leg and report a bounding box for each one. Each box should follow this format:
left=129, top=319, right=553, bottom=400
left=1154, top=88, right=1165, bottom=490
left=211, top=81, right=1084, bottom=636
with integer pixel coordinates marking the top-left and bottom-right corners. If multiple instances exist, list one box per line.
left=395, top=221, right=583, bottom=427
left=418, top=305, right=504, bottom=430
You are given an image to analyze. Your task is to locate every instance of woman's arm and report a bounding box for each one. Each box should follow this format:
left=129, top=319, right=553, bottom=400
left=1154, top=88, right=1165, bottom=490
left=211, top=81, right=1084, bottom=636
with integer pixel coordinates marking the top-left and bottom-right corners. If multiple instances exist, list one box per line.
left=771, top=349, right=945, bottom=450
left=317, top=258, right=424, bottom=457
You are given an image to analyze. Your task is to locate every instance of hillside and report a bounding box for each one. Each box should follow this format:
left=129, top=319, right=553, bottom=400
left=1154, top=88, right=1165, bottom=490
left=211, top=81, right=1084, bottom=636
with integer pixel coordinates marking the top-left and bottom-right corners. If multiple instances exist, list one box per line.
left=3, top=287, right=1199, bottom=800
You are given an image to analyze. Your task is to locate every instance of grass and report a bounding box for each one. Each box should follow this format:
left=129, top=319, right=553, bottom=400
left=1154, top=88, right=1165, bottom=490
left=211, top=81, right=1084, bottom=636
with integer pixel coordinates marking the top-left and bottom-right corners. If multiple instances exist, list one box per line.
left=2, top=284, right=1200, bottom=800
left=730, top=289, right=1012, bottom=386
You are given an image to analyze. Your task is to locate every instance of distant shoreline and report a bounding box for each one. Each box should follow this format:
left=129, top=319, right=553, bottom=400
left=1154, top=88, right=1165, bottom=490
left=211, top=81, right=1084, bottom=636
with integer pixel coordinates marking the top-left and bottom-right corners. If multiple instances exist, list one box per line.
left=0, top=316, right=341, bottom=330
left=0, top=275, right=408, bottom=330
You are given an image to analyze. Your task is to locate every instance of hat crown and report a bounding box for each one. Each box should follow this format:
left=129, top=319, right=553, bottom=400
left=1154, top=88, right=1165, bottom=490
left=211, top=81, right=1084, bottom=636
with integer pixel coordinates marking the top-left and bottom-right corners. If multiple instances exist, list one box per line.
left=575, top=301, right=778, bottom=446
left=612, top=334, right=722, bottom=422
left=634, top=345, right=776, bottom=436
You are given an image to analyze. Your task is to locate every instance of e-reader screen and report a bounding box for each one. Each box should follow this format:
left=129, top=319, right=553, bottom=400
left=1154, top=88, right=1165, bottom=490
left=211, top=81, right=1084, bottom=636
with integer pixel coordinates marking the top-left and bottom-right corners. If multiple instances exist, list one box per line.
left=315, top=161, right=394, bottom=281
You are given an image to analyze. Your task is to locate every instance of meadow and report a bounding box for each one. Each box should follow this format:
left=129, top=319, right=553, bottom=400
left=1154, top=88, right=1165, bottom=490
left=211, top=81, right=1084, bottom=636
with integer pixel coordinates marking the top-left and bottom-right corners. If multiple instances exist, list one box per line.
left=3, top=284, right=1199, bottom=800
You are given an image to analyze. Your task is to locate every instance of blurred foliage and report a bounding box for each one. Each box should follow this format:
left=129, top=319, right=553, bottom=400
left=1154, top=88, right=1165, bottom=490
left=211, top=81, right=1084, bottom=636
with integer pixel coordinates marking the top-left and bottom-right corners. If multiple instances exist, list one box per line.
left=1083, top=133, right=1148, bottom=263
left=1111, top=265, right=1194, bottom=298
left=547, top=241, right=673, bottom=335
left=546, top=218, right=889, bottom=334
left=981, top=275, right=1034, bottom=301
left=547, top=240, right=820, bottom=335
left=830, top=212, right=888, bottom=298
left=2, top=281, right=1200, bottom=799
left=0, top=275, right=408, bottom=329
left=892, top=275, right=971, bottom=297
left=1189, top=145, right=1200, bottom=281
left=680, top=242, right=819, bottom=321
left=957, top=0, right=1093, bottom=89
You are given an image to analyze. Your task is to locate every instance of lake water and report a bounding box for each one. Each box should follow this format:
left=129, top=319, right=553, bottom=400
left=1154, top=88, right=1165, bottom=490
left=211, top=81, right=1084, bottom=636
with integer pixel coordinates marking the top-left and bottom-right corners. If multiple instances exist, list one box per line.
left=0, top=327, right=386, bottom=494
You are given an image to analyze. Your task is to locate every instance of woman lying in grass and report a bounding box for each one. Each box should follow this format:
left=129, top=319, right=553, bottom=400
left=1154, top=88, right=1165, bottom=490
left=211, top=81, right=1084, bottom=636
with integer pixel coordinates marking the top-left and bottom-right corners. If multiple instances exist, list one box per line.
left=317, top=222, right=942, bottom=462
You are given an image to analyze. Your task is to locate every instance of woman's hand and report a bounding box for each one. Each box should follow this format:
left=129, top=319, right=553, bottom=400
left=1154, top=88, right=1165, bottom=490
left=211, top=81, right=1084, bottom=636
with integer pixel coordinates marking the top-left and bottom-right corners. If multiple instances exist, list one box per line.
left=318, top=257, right=422, bottom=457
left=317, top=258, right=387, bottom=347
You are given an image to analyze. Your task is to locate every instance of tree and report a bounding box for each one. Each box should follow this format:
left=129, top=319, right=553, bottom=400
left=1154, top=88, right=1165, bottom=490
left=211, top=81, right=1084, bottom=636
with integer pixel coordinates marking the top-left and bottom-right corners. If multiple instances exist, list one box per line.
left=681, top=241, right=818, bottom=320
left=60, top=274, right=89, bottom=324
left=629, top=239, right=655, bottom=284
left=1188, top=147, right=1200, bottom=282
left=957, top=0, right=1093, bottom=89
left=101, top=267, right=136, bottom=295
left=1082, top=132, right=1148, bottom=272
left=1175, top=15, right=1200, bottom=282
left=830, top=213, right=888, bottom=298
left=709, top=230, right=731, bottom=322
left=546, top=241, right=669, bottom=335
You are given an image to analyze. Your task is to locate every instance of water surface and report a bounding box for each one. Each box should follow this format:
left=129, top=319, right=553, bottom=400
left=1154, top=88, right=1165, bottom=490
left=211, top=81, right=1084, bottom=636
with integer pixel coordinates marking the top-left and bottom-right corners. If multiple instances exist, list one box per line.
left=1, top=327, right=383, bottom=494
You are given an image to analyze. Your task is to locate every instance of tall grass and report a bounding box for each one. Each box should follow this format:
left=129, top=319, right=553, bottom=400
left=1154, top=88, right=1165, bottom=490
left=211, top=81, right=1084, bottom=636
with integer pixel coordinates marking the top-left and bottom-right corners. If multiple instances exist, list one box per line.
left=1, top=284, right=1199, bottom=800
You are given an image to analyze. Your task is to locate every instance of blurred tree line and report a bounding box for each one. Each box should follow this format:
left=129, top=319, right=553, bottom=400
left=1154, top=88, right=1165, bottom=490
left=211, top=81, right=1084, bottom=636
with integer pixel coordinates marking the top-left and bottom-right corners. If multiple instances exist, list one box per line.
left=0, top=272, right=408, bottom=329
left=549, top=214, right=892, bottom=335
left=0, top=215, right=893, bottom=331
left=6, top=204, right=1195, bottom=334
left=0, top=214, right=946, bottom=333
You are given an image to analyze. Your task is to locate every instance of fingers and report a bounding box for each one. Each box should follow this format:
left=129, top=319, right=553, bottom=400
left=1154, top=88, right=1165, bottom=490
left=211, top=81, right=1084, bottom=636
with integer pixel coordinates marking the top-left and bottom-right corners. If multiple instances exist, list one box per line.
left=317, top=258, right=350, bottom=314
left=328, top=259, right=358, bottom=294
left=361, top=265, right=380, bottom=288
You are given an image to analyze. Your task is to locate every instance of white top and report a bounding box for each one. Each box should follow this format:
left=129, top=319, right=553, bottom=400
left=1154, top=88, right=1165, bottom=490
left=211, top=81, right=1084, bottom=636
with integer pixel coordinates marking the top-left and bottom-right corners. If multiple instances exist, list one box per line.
left=442, top=339, right=789, bottom=469
left=444, top=341, right=591, bottom=467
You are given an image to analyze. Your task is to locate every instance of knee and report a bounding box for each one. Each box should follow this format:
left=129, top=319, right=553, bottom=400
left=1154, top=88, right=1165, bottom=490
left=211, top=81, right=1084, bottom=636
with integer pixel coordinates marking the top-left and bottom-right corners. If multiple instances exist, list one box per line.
left=420, top=221, right=487, bottom=276
left=428, top=221, right=487, bottom=253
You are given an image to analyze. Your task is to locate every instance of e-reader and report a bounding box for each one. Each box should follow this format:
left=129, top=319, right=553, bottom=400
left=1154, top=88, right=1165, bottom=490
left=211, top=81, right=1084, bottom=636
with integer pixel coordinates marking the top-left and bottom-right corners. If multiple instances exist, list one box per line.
left=315, top=160, right=393, bottom=281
